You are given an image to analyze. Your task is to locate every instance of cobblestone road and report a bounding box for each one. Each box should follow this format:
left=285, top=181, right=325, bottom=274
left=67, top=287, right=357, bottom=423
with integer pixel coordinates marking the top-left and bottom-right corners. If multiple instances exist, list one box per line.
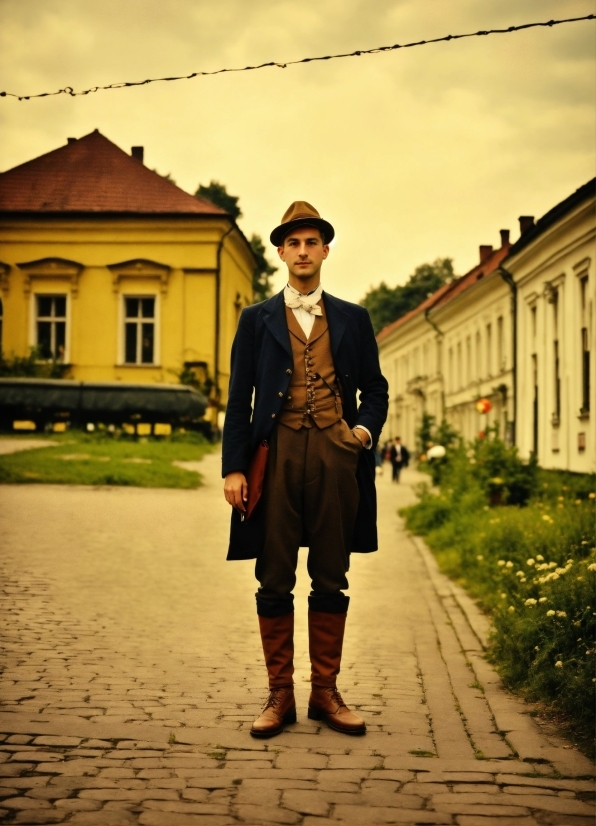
left=0, top=451, right=594, bottom=826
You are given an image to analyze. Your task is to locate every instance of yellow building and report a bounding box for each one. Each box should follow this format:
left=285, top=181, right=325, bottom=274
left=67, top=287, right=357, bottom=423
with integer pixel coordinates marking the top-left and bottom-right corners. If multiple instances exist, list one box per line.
left=0, top=130, right=255, bottom=420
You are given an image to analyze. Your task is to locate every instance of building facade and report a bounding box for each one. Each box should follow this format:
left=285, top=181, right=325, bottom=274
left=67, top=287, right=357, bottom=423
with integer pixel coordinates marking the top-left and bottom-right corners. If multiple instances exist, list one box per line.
left=377, top=179, right=595, bottom=474
left=507, top=180, right=595, bottom=474
left=0, top=131, right=255, bottom=417
left=377, top=232, right=512, bottom=450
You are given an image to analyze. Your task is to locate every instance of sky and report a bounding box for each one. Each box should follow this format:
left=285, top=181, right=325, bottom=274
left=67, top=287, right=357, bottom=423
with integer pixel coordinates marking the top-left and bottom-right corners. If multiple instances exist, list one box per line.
left=1, top=0, right=594, bottom=302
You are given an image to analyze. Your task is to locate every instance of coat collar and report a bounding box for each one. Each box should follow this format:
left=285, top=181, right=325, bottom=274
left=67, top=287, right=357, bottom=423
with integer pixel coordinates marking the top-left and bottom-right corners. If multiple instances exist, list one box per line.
left=262, top=289, right=348, bottom=358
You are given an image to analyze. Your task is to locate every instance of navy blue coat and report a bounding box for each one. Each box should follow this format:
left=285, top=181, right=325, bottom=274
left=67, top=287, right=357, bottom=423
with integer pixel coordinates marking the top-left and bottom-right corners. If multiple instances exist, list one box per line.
left=222, top=290, right=389, bottom=561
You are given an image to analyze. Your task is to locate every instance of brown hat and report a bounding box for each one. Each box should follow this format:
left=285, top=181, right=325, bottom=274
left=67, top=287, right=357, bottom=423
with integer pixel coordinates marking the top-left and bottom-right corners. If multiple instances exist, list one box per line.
left=270, top=200, right=335, bottom=247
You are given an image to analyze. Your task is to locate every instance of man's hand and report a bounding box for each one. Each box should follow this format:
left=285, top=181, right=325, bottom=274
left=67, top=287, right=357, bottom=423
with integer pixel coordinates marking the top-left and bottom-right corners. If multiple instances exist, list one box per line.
left=352, top=427, right=370, bottom=447
left=224, top=472, right=248, bottom=513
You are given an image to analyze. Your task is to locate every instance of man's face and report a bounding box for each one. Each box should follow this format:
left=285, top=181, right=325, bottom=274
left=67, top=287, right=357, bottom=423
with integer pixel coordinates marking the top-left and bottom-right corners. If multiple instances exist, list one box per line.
left=278, top=226, right=329, bottom=280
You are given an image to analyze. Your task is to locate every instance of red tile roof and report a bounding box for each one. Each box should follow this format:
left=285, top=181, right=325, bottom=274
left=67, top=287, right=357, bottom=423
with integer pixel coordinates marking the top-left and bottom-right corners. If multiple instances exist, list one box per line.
left=376, top=243, right=511, bottom=343
left=0, top=130, right=226, bottom=215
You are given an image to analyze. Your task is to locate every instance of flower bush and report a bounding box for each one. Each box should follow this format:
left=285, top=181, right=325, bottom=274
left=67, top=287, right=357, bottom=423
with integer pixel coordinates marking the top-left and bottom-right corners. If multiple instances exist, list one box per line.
left=401, top=432, right=596, bottom=749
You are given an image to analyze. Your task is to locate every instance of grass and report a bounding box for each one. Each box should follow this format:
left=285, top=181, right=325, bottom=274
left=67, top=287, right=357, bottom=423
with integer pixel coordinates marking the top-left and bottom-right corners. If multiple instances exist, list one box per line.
left=401, top=434, right=596, bottom=756
left=0, top=430, right=213, bottom=488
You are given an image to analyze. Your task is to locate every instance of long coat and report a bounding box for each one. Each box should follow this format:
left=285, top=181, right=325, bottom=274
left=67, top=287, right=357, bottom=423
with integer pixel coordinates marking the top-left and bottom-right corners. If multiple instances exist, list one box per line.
left=222, top=289, right=389, bottom=561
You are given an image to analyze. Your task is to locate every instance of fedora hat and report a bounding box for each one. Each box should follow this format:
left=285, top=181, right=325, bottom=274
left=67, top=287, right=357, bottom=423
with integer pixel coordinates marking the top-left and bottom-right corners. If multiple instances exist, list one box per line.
left=270, top=201, right=335, bottom=247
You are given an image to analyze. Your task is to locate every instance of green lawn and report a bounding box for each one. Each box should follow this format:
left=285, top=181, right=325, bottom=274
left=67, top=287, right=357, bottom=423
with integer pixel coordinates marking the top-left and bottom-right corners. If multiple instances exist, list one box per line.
left=0, top=431, right=213, bottom=488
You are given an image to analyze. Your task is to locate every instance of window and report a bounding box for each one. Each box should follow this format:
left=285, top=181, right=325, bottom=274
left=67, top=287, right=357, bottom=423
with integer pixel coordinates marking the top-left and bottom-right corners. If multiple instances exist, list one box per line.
left=580, top=276, right=590, bottom=414
left=465, top=336, right=471, bottom=384
left=456, top=342, right=462, bottom=388
left=486, top=323, right=492, bottom=376
left=497, top=316, right=504, bottom=371
left=36, top=295, right=66, bottom=360
left=475, top=331, right=482, bottom=379
left=552, top=291, right=561, bottom=424
left=448, top=347, right=453, bottom=391
left=0, top=297, right=3, bottom=351
left=124, top=297, right=156, bottom=364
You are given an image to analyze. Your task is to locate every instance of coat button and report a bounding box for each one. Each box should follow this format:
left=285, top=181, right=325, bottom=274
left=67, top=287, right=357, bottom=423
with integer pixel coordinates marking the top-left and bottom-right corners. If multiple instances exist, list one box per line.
left=286, top=369, right=292, bottom=375
left=271, top=413, right=276, bottom=418
left=278, top=391, right=283, bottom=397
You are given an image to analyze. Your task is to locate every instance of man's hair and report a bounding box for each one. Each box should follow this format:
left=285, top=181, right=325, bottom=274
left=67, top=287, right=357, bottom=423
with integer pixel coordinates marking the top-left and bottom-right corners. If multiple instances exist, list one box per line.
left=281, top=224, right=326, bottom=246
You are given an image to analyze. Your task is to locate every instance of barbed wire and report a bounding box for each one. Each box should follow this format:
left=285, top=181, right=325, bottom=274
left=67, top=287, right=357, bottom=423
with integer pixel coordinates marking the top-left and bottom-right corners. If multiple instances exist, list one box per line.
left=1, top=13, right=594, bottom=102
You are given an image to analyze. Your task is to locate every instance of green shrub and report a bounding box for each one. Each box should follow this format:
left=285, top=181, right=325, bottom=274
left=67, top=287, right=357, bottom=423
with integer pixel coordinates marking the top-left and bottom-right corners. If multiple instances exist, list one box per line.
left=401, top=432, right=596, bottom=750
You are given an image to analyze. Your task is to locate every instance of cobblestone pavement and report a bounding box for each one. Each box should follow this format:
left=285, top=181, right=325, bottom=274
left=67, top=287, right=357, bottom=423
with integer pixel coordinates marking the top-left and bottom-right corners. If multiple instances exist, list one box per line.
left=0, top=452, right=594, bottom=826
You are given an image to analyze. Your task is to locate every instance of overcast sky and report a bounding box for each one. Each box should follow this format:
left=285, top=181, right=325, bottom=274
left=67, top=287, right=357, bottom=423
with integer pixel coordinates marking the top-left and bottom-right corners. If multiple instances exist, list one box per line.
left=1, top=0, right=594, bottom=302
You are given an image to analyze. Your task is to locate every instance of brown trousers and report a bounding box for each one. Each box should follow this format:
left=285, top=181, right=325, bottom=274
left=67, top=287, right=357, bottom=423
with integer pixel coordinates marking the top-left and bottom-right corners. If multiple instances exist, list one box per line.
left=255, top=419, right=362, bottom=603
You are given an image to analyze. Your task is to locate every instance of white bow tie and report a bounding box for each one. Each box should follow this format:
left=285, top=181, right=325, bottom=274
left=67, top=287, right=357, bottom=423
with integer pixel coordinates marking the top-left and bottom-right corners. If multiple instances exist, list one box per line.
left=284, top=294, right=323, bottom=315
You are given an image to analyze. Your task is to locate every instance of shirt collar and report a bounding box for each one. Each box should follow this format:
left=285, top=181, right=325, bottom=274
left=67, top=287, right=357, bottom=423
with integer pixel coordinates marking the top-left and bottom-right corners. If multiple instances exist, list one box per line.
left=285, top=282, right=323, bottom=301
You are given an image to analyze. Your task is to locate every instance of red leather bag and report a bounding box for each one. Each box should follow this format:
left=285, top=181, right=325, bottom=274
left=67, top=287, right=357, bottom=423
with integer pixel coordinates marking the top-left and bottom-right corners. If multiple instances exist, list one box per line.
left=243, top=440, right=269, bottom=521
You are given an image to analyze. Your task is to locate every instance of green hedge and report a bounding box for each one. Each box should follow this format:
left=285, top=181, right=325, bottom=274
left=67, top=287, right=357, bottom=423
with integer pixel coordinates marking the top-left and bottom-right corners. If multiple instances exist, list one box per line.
left=401, top=434, right=596, bottom=751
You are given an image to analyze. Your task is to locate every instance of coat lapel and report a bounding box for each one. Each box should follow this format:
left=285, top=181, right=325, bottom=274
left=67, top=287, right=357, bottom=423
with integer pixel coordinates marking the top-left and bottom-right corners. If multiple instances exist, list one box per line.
left=322, top=292, right=348, bottom=359
left=262, top=290, right=292, bottom=356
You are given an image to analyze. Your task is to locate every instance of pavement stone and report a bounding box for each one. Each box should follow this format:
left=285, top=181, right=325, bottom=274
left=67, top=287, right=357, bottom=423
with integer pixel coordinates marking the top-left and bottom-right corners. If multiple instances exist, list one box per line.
left=0, top=454, right=594, bottom=825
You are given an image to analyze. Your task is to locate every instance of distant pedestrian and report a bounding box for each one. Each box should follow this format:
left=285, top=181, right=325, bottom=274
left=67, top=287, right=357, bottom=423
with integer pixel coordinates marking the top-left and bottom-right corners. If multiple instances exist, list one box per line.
left=389, top=436, right=409, bottom=482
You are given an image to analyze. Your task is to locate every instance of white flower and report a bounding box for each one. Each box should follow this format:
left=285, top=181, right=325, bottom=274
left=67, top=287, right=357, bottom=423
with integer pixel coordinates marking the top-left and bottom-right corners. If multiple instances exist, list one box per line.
left=516, top=571, right=525, bottom=578
left=500, top=593, right=507, bottom=599
left=508, top=606, right=515, bottom=613
left=589, top=492, right=595, bottom=499
left=476, top=555, right=484, bottom=561
left=539, top=597, right=548, bottom=603
left=536, top=554, right=544, bottom=561
left=588, top=563, right=596, bottom=572
left=556, top=611, right=567, bottom=618
left=546, top=610, right=555, bottom=617
left=497, top=560, right=506, bottom=567
left=525, top=599, right=537, bottom=606
left=555, top=661, right=563, bottom=668
left=506, top=561, right=514, bottom=569
left=527, top=558, right=535, bottom=566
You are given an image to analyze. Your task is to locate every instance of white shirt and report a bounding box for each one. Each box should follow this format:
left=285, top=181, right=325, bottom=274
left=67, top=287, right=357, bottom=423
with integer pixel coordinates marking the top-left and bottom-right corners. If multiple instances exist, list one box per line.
left=283, top=282, right=322, bottom=339
left=283, top=283, right=372, bottom=449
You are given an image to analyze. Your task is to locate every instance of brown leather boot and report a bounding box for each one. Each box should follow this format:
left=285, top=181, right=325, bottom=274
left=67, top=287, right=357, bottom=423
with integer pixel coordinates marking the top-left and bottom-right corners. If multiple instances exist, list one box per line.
left=307, top=610, right=366, bottom=735
left=251, top=685, right=297, bottom=738
left=250, top=613, right=296, bottom=738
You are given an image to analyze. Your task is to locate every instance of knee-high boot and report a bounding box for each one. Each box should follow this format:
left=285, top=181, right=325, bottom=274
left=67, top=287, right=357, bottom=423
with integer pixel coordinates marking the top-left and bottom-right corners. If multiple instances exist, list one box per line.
left=250, top=613, right=296, bottom=738
left=307, top=610, right=366, bottom=735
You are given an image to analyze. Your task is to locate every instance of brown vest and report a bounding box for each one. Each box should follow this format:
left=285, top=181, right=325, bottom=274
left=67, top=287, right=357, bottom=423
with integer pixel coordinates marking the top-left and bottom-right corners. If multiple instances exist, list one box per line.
left=279, top=298, right=343, bottom=430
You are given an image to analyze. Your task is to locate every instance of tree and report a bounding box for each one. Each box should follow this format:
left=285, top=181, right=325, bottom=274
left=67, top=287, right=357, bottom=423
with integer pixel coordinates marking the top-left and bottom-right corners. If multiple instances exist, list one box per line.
left=152, top=169, right=176, bottom=185
left=195, top=180, right=241, bottom=220
left=360, top=258, right=455, bottom=335
left=195, top=181, right=277, bottom=303
left=250, top=234, right=277, bottom=302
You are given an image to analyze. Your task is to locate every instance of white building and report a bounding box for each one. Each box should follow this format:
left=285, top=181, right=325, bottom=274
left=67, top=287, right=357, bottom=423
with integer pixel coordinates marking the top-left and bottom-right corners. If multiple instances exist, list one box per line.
left=377, top=178, right=595, bottom=474
left=378, top=231, right=513, bottom=451
left=507, top=180, right=595, bottom=474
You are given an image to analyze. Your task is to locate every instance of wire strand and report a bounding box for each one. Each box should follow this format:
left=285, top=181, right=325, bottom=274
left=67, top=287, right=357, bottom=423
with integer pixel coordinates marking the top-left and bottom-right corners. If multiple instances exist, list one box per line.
left=1, top=13, right=594, bottom=102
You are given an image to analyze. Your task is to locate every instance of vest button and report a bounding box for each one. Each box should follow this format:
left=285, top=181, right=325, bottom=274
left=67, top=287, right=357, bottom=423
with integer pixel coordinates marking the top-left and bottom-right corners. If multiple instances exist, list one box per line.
left=286, top=369, right=292, bottom=375
left=278, top=391, right=283, bottom=397
left=271, top=413, right=276, bottom=418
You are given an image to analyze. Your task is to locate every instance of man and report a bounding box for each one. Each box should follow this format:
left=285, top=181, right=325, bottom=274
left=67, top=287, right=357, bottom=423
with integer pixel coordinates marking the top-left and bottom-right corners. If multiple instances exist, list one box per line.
left=389, top=436, right=409, bottom=482
left=222, top=201, right=388, bottom=738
